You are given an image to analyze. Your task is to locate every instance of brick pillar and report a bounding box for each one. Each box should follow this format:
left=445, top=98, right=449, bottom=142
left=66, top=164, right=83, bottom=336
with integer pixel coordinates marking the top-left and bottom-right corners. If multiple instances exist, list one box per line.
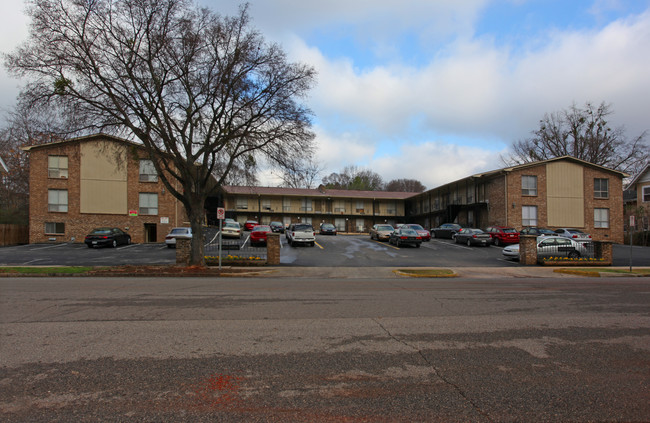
left=266, top=232, right=280, bottom=265
left=175, top=238, right=190, bottom=265
left=593, top=241, right=613, bottom=265
left=519, top=235, right=538, bottom=265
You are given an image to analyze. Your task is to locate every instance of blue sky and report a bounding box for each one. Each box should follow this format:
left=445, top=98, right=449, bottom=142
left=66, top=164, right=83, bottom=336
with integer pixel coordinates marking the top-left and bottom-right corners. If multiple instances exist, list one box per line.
left=2, top=0, right=649, bottom=189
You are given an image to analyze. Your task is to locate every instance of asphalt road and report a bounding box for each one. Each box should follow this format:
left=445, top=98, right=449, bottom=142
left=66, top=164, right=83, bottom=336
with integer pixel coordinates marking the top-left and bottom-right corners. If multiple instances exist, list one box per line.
left=1, top=276, right=649, bottom=422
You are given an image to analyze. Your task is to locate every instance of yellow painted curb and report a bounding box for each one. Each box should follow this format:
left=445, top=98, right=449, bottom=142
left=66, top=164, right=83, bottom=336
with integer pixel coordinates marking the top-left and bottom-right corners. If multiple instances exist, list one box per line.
left=553, top=268, right=601, bottom=277
left=393, top=269, right=457, bottom=278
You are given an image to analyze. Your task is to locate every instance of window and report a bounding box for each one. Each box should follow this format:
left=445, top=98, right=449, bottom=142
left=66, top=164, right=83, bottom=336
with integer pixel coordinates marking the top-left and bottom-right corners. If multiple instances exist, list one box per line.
left=48, top=189, right=68, bottom=212
left=594, top=208, right=609, bottom=228
left=643, top=186, right=650, bottom=202
left=334, top=201, right=345, bottom=213
left=356, top=200, right=364, bottom=213
left=45, top=222, right=65, bottom=234
left=139, top=193, right=158, bottom=215
left=283, top=197, right=291, bottom=211
left=301, top=198, right=312, bottom=211
left=236, top=198, right=248, bottom=210
left=261, top=198, right=271, bottom=211
left=594, top=178, right=609, bottom=198
left=522, top=206, right=538, bottom=226
left=48, top=156, right=68, bottom=179
left=139, top=160, right=158, bottom=182
left=522, top=175, right=537, bottom=196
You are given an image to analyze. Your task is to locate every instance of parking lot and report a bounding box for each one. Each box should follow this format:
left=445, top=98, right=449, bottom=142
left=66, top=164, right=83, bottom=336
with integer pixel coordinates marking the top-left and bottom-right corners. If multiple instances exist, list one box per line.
left=1, top=232, right=649, bottom=267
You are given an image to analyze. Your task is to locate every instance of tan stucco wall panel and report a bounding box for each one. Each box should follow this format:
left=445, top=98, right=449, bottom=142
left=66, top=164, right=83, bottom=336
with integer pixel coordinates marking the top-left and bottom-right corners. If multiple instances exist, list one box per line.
left=80, top=179, right=127, bottom=214
left=547, top=162, right=585, bottom=227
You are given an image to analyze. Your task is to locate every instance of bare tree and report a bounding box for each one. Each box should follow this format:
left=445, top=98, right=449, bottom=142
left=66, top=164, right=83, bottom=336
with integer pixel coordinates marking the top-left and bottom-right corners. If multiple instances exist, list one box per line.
left=5, top=0, right=316, bottom=265
left=275, top=156, right=323, bottom=189
left=505, top=101, right=648, bottom=175
left=385, top=178, right=426, bottom=192
left=322, top=165, right=384, bottom=191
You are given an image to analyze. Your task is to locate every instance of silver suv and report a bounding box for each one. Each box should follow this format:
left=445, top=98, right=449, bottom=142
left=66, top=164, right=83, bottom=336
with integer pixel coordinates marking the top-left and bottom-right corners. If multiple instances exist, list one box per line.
left=287, top=223, right=316, bottom=247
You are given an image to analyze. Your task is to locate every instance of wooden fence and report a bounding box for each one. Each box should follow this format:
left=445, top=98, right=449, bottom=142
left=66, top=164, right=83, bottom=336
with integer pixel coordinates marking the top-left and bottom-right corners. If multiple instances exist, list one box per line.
left=0, top=224, right=29, bottom=246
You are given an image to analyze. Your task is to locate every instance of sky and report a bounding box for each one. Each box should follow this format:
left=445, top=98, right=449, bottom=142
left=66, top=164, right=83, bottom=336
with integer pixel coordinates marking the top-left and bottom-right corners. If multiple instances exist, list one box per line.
left=1, top=0, right=650, bottom=190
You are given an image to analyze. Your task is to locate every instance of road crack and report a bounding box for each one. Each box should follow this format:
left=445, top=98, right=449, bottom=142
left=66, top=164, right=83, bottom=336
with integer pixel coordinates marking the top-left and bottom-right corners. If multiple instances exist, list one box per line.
left=373, top=318, right=495, bottom=423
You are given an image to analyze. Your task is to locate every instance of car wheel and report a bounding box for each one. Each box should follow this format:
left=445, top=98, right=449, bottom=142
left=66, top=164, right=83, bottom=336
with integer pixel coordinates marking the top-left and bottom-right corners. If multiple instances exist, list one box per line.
left=568, top=251, right=580, bottom=259
left=494, top=238, right=500, bottom=246
left=112, top=240, right=117, bottom=248
left=416, top=243, right=420, bottom=248
left=431, top=231, right=436, bottom=238
left=127, top=237, right=131, bottom=245
left=167, top=244, right=174, bottom=249
left=87, top=244, right=93, bottom=249
left=396, top=240, right=401, bottom=248
left=310, top=242, right=315, bottom=247
left=467, top=239, right=472, bottom=247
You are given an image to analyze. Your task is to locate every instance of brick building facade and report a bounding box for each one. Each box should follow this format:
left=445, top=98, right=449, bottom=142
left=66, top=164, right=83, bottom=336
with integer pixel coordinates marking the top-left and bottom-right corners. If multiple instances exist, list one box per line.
left=23, top=134, right=188, bottom=244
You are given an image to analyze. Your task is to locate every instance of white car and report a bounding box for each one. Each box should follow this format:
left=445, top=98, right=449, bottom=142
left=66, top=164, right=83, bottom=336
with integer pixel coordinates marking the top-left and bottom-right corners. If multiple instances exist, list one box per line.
left=221, top=221, right=242, bottom=239
left=165, top=227, right=192, bottom=248
left=502, top=236, right=591, bottom=261
left=287, top=223, right=316, bottom=247
left=553, top=228, right=592, bottom=241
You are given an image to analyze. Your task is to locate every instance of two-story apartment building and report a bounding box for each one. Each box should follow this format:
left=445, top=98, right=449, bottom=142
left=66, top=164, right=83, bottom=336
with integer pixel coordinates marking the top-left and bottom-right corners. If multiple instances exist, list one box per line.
left=624, top=163, right=650, bottom=231
left=406, top=157, right=627, bottom=243
left=23, top=134, right=628, bottom=244
left=22, top=134, right=188, bottom=244
left=222, top=185, right=412, bottom=232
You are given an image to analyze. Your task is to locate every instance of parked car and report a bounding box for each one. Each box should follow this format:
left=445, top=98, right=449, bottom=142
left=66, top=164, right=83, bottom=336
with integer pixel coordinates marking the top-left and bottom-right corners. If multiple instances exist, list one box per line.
left=85, top=227, right=131, bottom=248
left=269, top=221, right=285, bottom=233
left=388, top=228, right=422, bottom=248
left=250, top=225, right=272, bottom=246
left=502, top=236, right=591, bottom=261
left=431, top=223, right=462, bottom=239
left=221, top=221, right=242, bottom=239
left=244, top=220, right=259, bottom=231
left=319, top=223, right=337, bottom=235
left=287, top=223, right=316, bottom=247
left=454, top=228, right=492, bottom=246
left=164, top=227, right=192, bottom=248
left=520, top=227, right=555, bottom=237
left=554, top=228, right=592, bottom=241
left=485, top=226, right=520, bottom=246
left=403, top=224, right=431, bottom=241
left=370, top=224, right=395, bottom=241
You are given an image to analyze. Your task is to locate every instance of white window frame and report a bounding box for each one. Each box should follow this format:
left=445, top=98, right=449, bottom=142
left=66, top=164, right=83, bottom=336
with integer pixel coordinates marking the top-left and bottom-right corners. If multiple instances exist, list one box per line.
left=594, top=208, right=609, bottom=228
left=301, top=198, right=312, bottom=212
left=522, top=205, right=538, bottom=226
left=261, top=198, right=271, bottom=211
left=45, top=222, right=65, bottom=234
left=236, top=198, right=248, bottom=210
left=643, top=186, right=650, bottom=202
left=139, top=159, right=158, bottom=182
left=355, top=200, right=365, bottom=213
left=594, top=178, right=609, bottom=199
left=48, top=189, right=68, bottom=212
left=283, top=197, right=292, bottom=212
left=139, top=193, right=158, bottom=215
left=48, top=156, right=68, bottom=179
left=522, top=175, right=537, bottom=196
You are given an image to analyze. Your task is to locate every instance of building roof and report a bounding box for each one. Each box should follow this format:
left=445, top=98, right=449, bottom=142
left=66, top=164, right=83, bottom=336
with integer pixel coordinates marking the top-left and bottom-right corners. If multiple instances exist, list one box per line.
left=625, top=162, right=650, bottom=189
left=20, top=133, right=142, bottom=152
left=222, top=185, right=417, bottom=200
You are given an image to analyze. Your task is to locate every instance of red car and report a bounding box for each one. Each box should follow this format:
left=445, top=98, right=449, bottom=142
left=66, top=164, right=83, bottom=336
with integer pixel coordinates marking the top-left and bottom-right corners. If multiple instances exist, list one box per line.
left=250, top=225, right=272, bottom=246
left=403, top=224, right=431, bottom=241
left=244, top=220, right=259, bottom=231
left=485, top=226, right=519, bottom=246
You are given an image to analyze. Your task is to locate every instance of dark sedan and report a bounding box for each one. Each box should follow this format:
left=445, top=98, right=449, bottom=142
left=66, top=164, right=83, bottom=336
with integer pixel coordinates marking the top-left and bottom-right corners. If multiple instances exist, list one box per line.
left=454, top=228, right=492, bottom=246
left=319, top=223, right=337, bottom=235
left=431, top=223, right=462, bottom=239
left=520, top=227, right=555, bottom=237
left=84, top=227, right=131, bottom=248
left=403, top=224, right=431, bottom=241
left=389, top=228, right=422, bottom=248
left=269, top=221, right=285, bottom=233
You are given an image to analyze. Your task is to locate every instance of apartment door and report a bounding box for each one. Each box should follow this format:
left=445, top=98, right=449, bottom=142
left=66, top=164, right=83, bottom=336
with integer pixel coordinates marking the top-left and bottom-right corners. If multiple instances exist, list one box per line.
left=144, top=223, right=157, bottom=243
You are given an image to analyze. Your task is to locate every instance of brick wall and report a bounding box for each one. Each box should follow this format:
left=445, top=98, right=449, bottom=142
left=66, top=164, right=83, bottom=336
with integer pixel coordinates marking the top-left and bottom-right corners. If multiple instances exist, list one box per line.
left=505, top=166, right=548, bottom=229
left=28, top=138, right=187, bottom=244
left=584, top=167, right=624, bottom=243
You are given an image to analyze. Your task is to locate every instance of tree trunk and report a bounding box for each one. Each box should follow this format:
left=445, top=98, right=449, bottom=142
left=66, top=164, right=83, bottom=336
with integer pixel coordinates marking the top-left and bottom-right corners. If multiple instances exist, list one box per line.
left=187, top=199, right=206, bottom=267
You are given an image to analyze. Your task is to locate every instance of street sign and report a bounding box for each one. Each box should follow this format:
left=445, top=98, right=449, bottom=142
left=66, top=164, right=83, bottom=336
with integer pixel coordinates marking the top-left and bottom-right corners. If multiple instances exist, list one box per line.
left=630, top=215, right=635, bottom=228
left=217, top=207, right=225, bottom=220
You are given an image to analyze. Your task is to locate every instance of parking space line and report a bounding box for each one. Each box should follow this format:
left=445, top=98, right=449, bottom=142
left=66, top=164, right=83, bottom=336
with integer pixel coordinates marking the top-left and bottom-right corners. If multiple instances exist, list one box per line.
left=29, top=243, right=70, bottom=250
left=314, top=242, right=324, bottom=249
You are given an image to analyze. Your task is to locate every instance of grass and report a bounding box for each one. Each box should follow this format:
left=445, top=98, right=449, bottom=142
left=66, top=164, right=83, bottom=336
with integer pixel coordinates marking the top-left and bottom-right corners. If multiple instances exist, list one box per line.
left=0, top=266, right=95, bottom=274
left=574, top=268, right=650, bottom=275
left=394, top=268, right=456, bottom=278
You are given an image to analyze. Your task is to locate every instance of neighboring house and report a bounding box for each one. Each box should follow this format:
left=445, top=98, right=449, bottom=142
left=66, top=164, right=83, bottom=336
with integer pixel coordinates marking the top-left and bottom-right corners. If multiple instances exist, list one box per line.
left=222, top=185, right=413, bottom=232
left=22, top=134, right=188, bottom=244
left=624, top=162, right=650, bottom=230
left=406, top=156, right=627, bottom=244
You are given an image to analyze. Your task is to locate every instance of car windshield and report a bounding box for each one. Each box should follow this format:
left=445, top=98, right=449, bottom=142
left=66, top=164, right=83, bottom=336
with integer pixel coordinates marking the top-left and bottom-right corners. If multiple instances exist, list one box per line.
left=502, top=228, right=517, bottom=233
left=568, top=229, right=585, bottom=234
left=377, top=225, right=394, bottom=231
left=400, top=229, right=417, bottom=235
left=170, top=228, right=189, bottom=234
left=322, top=224, right=335, bottom=229
left=253, top=226, right=271, bottom=231
left=407, top=224, right=424, bottom=230
left=89, top=229, right=112, bottom=235
left=294, top=224, right=313, bottom=231
left=224, top=222, right=239, bottom=228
